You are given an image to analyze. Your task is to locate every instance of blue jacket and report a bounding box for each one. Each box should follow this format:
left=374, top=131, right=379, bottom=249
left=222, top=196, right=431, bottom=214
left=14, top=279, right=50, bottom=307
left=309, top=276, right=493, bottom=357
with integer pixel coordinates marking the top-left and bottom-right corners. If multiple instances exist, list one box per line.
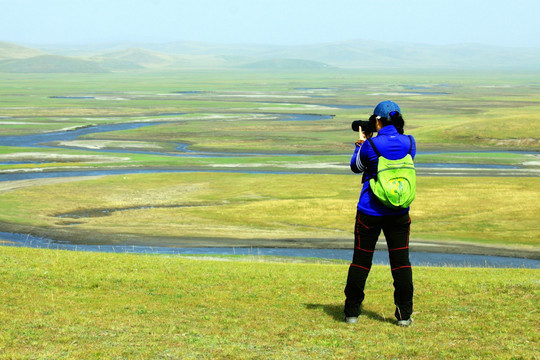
left=350, top=125, right=416, bottom=216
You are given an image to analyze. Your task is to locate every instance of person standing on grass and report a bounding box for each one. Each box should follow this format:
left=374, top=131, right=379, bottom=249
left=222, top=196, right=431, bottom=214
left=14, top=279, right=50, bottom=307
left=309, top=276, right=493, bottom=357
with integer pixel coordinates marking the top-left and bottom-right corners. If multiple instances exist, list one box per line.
left=344, top=100, right=416, bottom=327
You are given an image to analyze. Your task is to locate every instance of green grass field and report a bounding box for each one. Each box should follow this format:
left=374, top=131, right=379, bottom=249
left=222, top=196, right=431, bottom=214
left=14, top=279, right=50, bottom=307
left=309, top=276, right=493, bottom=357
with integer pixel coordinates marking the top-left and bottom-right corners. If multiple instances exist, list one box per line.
left=1, top=70, right=539, bottom=249
left=0, top=70, right=539, bottom=359
left=0, top=173, right=538, bottom=248
left=1, top=71, right=538, bottom=180
left=1, top=71, right=539, bottom=151
left=0, top=246, right=537, bottom=359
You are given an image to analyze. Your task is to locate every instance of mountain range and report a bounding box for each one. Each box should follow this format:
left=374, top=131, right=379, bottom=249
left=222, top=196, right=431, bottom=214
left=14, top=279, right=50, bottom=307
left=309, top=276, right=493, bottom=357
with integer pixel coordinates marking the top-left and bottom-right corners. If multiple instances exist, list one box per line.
left=1, top=40, right=539, bottom=73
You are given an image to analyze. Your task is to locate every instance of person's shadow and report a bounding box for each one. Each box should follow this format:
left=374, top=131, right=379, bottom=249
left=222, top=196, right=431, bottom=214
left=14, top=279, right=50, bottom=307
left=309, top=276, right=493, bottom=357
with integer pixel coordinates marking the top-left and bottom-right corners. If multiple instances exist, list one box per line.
left=304, top=303, right=395, bottom=324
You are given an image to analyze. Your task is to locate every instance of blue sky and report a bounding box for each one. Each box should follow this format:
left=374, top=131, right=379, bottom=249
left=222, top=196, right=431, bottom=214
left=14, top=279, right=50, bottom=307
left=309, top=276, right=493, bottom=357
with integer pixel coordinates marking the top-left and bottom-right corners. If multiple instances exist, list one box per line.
left=1, top=0, right=539, bottom=47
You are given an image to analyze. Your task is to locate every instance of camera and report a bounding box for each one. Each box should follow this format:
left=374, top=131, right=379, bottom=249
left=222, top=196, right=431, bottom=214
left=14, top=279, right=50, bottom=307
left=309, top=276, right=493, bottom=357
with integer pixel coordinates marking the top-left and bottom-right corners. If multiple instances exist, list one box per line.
left=351, top=115, right=377, bottom=133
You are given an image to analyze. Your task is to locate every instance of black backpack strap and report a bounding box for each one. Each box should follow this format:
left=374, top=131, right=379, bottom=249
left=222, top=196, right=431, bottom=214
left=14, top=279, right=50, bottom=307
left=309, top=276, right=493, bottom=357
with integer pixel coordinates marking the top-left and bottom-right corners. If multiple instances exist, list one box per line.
left=367, top=138, right=381, bottom=157
left=408, top=135, right=413, bottom=155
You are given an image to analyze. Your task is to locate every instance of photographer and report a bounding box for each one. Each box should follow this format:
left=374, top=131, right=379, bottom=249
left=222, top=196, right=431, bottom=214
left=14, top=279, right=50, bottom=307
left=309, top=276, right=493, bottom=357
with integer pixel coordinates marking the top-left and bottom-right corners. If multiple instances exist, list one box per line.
left=344, top=100, right=416, bottom=327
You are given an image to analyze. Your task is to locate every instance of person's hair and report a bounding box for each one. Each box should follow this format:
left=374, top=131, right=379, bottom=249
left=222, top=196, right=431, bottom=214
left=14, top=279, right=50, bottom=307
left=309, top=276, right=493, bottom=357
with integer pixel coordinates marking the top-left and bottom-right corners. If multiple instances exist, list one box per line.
left=379, top=111, right=405, bottom=134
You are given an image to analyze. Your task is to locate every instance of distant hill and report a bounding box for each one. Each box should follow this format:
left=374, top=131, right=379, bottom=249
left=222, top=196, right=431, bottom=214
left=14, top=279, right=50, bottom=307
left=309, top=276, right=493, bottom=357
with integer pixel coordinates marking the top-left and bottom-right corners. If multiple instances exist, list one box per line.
left=0, top=55, right=109, bottom=73
left=96, top=48, right=173, bottom=68
left=147, top=39, right=540, bottom=70
left=1, top=40, right=539, bottom=71
left=94, top=58, right=145, bottom=71
left=0, top=41, right=45, bottom=60
left=241, top=58, right=336, bottom=71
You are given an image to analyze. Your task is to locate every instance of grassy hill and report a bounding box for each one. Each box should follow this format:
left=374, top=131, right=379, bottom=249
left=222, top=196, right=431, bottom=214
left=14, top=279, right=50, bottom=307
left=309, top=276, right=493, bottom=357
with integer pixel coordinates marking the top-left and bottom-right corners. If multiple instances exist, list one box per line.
left=93, top=58, right=145, bottom=71
left=0, top=41, right=44, bottom=60
left=148, top=39, right=540, bottom=70
left=241, top=58, right=337, bottom=71
left=0, top=246, right=537, bottom=359
left=1, top=39, right=540, bottom=71
left=97, top=47, right=174, bottom=68
left=0, top=55, right=109, bottom=73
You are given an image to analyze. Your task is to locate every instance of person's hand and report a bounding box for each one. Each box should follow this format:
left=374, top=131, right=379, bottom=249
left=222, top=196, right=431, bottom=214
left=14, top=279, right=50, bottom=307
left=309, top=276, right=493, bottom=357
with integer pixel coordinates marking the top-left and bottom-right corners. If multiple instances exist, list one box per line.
left=355, top=127, right=367, bottom=146
left=358, top=127, right=367, bottom=142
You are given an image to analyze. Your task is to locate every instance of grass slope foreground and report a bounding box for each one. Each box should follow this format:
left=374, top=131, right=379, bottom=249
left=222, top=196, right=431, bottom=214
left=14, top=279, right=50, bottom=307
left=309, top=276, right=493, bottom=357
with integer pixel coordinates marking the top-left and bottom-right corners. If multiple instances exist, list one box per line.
left=0, top=246, right=538, bottom=359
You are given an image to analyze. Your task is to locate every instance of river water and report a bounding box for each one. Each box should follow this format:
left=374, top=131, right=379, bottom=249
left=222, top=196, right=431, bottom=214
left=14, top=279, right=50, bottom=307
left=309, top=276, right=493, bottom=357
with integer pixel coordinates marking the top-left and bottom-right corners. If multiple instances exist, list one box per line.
left=0, top=231, right=538, bottom=269
left=1, top=117, right=539, bottom=268
left=1, top=118, right=538, bottom=179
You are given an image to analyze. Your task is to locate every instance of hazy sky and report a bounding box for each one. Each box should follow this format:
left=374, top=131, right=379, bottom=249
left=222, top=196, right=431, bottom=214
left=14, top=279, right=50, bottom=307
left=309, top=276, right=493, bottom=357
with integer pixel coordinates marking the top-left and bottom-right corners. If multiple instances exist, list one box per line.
left=1, top=0, right=539, bottom=47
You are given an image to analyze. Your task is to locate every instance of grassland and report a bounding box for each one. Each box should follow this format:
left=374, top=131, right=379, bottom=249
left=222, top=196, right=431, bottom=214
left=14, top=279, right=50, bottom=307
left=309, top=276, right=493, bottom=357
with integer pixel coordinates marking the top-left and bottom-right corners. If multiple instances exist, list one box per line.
left=0, top=70, right=539, bottom=251
left=0, top=173, right=538, bottom=250
left=0, top=246, right=538, bottom=359
left=0, top=70, right=539, bottom=360
left=1, top=71, right=538, bottom=175
left=1, top=71, right=539, bottom=151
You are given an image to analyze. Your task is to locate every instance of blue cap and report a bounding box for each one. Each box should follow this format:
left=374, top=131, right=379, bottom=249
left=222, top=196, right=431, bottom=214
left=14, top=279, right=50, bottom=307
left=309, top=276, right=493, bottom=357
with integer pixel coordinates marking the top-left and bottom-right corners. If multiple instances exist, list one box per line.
left=373, top=100, right=401, bottom=118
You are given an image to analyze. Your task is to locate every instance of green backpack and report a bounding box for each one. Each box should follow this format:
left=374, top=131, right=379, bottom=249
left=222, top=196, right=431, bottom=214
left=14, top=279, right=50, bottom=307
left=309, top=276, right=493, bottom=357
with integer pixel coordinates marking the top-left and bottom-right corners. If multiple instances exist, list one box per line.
left=367, top=136, right=416, bottom=209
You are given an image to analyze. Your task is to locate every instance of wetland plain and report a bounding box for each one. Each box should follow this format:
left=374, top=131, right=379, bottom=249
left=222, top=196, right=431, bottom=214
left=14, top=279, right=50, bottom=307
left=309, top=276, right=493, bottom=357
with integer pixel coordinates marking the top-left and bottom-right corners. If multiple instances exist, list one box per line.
left=0, top=71, right=539, bottom=256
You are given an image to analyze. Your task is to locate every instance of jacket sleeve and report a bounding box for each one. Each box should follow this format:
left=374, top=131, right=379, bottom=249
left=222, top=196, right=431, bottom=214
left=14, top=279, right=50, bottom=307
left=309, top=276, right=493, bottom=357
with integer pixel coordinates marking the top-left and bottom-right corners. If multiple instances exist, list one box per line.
left=410, top=135, right=417, bottom=159
left=350, top=144, right=365, bottom=173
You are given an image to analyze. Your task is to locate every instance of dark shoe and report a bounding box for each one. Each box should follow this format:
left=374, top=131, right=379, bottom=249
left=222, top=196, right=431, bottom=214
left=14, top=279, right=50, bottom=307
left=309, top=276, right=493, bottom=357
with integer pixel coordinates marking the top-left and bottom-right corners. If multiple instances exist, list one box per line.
left=397, top=318, right=413, bottom=327
left=344, top=316, right=358, bottom=324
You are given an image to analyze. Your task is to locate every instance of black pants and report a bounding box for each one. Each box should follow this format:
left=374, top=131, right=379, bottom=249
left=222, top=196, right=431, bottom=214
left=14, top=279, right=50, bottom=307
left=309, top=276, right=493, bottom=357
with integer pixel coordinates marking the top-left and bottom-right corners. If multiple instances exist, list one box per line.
left=344, top=211, right=414, bottom=320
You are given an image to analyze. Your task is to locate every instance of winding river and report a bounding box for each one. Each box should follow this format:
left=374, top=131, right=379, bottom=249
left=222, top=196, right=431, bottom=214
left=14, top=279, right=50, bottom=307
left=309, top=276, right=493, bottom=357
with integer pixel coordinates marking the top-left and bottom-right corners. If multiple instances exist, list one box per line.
left=1, top=117, right=537, bottom=179
left=1, top=115, right=539, bottom=267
